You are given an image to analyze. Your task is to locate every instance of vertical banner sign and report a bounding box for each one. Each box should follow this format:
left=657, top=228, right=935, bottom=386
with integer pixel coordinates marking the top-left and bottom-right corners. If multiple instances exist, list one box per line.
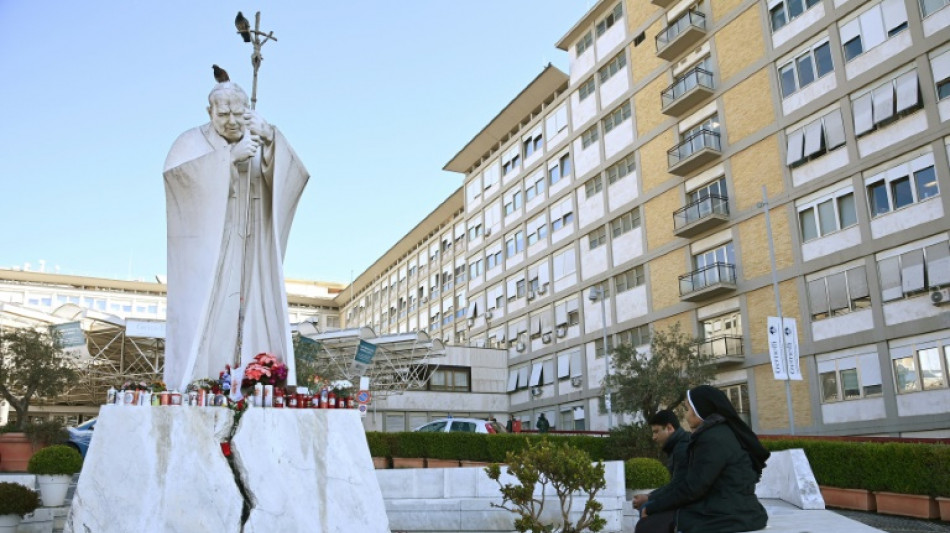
left=783, top=318, right=803, bottom=380
left=767, top=317, right=788, bottom=380
left=50, top=322, right=89, bottom=359
left=353, top=340, right=377, bottom=373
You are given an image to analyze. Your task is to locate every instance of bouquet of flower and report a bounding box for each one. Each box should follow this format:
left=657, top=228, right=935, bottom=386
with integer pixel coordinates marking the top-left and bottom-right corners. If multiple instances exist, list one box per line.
left=150, top=380, right=167, bottom=393
left=242, top=353, right=288, bottom=389
left=120, top=380, right=149, bottom=391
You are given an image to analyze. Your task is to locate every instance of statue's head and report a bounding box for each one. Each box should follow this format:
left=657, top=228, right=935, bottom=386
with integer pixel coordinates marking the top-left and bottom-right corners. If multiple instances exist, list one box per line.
left=207, top=82, right=249, bottom=143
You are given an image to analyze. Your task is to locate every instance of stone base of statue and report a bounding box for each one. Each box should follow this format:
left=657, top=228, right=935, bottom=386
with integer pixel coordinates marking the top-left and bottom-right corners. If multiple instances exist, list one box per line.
left=65, top=405, right=390, bottom=532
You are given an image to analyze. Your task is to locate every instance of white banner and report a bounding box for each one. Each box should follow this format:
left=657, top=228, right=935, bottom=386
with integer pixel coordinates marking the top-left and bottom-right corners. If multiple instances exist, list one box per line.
left=783, top=318, right=803, bottom=380
left=768, top=317, right=803, bottom=380
left=125, top=319, right=166, bottom=339
left=767, top=317, right=788, bottom=380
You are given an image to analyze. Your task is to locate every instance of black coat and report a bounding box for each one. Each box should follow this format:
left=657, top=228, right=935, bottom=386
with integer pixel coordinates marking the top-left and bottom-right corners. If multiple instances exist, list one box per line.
left=643, top=416, right=767, bottom=533
left=645, top=427, right=690, bottom=506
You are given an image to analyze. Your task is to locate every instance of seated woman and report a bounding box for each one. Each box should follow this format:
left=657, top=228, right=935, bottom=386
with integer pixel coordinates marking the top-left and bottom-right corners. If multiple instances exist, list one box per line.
left=639, top=385, right=770, bottom=533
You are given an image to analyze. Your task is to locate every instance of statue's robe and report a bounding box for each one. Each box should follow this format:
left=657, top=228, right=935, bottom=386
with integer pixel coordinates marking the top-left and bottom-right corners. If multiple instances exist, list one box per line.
left=163, top=123, right=308, bottom=393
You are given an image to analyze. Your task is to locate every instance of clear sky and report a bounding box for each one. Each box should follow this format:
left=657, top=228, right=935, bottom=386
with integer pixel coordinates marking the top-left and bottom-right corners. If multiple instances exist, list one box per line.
left=0, top=1, right=591, bottom=285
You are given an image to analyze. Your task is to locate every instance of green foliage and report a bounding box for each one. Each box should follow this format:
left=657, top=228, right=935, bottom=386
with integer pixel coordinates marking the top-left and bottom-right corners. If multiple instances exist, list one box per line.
left=28, top=444, right=83, bottom=475
left=607, top=323, right=715, bottom=421
left=0, top=481, right=41, bottom=517
left=24, top=419, right=68, bottom=446
left=602, top=422, right=658, bottom=461
left=485, top=439, right=607, bottom=533
left=624, top=457, right=670, bottom=489
left=292, top=334, right=345, bottom=389
left=0, top=328, right=78, bottom=430
left=764, top=439, right=950, bottom=497
left=365, top=432, right=392, bottom=458
left=392, top=431, right=429, bottom=458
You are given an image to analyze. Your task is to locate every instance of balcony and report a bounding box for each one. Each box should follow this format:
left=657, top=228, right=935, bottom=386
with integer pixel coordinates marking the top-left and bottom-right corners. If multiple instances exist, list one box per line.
left=679, top=262, right=737, bottom=302
left=656, top=10, right=706, bottom=61
left=697, top=335, right=745, bottom=365
left=673, top=195, right=730, bottom=237
left=667, top=129, right=721, bottom=176
left=661, top=67, right=715, bottom=116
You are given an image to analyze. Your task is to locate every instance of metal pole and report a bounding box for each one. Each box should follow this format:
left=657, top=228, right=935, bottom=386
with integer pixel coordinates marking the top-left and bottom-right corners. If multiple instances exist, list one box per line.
left=761, top=186, right=795, bottom=435
left=600, top=288, right=613, bottom=429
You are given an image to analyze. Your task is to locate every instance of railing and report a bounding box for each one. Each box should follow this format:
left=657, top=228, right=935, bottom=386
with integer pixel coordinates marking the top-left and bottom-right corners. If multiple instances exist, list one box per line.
left=697, top=335, right=744, bottom=359
left=656, top=10, right=706, bottom=50
left=668, top=129, right=721, bottom=168
left=679, top=262, right=736, bottom=295
left=673, top=194, right=729, bottom=230
left=661, top=67, right=714, bottom=108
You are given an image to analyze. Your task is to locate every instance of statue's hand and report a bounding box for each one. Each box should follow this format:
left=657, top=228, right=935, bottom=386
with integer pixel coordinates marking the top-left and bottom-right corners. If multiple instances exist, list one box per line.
left=245, top=111, right=274, bottom=145
left=231, top=132, right=260, bottom=163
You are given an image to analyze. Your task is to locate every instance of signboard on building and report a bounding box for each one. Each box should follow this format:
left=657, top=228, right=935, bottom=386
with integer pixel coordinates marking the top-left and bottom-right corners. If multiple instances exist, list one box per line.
left=767, top=317, right=803, bottom=381
left=50, top=321, right=89, bottom=359
left=126, top=319, right=166, bottom=339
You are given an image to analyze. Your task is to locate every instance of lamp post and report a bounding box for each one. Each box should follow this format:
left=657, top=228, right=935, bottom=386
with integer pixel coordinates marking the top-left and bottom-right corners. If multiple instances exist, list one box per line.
left=588, top=286, right=612, bottom=429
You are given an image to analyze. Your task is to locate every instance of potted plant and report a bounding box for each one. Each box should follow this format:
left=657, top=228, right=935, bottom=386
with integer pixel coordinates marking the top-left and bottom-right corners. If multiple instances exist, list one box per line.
left=624, top=457, right=670, bottom=502
left=0, top=481, right=40, bottom=532
left=27, top=444, right=83, bottom=507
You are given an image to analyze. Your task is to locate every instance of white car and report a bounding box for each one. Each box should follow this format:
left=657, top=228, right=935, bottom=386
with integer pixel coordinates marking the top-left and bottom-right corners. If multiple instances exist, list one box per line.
left=413, top=417, right=506, bottom=434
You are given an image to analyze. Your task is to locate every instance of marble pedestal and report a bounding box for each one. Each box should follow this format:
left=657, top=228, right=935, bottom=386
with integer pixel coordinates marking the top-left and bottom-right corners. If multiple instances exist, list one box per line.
left=65, top=405, right=389, bottom=533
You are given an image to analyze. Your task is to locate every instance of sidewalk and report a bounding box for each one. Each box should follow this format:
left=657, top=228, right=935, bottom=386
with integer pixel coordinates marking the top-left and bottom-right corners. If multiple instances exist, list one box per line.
left=832, top=509, right=950, bottom=533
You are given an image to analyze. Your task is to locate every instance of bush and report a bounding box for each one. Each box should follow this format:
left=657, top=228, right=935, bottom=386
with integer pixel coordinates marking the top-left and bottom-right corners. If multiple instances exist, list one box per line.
left=365, top=432, right=392, bottom=458
left=25, top=419, right=68, bottom=446
left=603, top=422, right=658, bottom=461
left=27, top=444, right=83, bottom=475
left=0, top=481, right=41, bottom=517
left=625, top=457, right=669, bottom=490
left=392, top=432, right=428, bottom=458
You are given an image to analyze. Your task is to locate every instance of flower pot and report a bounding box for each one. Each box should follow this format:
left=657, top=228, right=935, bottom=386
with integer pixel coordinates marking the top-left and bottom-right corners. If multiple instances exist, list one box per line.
left=0, top=433, right=36, bottom=472
left=819, top=486, right=876, bottom=511
left=426, top=458, right=461, bottom=468
left=874, top=491, right=938, bottom=519
left=372, top=457, right=390, bottom=469
left=459, top=460, right=491, bottom=468
left=37, top=474, right=72, bottom=507
left=936, top=497, right=950, bottom=522
left=0, top=514, right=21, bottom=533
left=391, top=457, right=426, bottom=469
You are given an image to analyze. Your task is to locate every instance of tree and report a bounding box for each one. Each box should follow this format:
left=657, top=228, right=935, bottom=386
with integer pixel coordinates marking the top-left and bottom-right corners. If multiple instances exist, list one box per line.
left=605, top=323, right=716, bottom=422
left=0, top=328, right=77, bottom=430
left=292, top=333, right=345, bottom=388
left=486, top=439, right=607, bottom=533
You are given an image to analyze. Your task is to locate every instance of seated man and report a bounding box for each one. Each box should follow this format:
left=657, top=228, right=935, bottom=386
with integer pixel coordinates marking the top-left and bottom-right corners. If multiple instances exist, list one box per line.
left=634, top=410, right=690, bottom=533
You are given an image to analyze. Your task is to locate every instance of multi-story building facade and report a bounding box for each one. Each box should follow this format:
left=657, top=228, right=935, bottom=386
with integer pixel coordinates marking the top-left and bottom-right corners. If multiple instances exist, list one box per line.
left=344, top=0, right=950, bottom=437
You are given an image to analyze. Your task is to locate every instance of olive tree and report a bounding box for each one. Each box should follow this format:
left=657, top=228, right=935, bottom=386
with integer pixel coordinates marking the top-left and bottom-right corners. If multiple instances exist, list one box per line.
left=0, top=328, right=77, bottom=430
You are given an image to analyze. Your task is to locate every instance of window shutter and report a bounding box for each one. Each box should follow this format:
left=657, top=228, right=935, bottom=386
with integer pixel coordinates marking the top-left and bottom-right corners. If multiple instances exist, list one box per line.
left=900, top=249, right=925, bottom=293
left=931, top=51, right=950, bottom=84
left=853, top=93, right=873, bottom=135
left=858, top=353, right=882, bottom=387
left=823, top=109, right=846, bottom=149
left=529, top=363, right=543, bottom=386
left=859, top=6, right=886, bottom=51
left=881, top=0, right=908, bottom=34
left=871, top=83, right=894, bottom=124
left=839, top=19, right=861, bottom=49
left=786, top=128, right=805, bottom=166
left=807, top=279, right=828, bottom=316
left=557, top=354, right=570, bottom=378
left=827, top=272, right=849, bottom=311
left=570, top=351, right=583, bottom=377
left=894, top=71, right=919, bottom=114
left=847, top=265, right=870, bottom=300
left=803, top=119, right=824, bottom=158
left=925, top=242, right=950, bottom=287
left=555, top=303, right=568, bottom=326
left=878, top=256, right=902, bottom=301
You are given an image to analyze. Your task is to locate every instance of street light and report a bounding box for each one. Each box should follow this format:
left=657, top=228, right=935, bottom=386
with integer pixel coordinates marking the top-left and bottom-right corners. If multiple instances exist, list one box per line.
left=588, top=286, right=613, bottom=429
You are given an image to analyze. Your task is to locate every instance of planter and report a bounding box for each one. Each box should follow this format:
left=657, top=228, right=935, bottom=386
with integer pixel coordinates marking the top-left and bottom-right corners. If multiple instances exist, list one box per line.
left=36, top=474, right=72, bottom=507
left=874, top=491, right=938, bottom=519
left=0, top=433, right=36, bottom=472
left=819, top=486, right=876, bottom=511
left=937, top=497, right=950, bottom=522
left=372, top=457, right=390, bottom=469
left=426, top=458, right=461, bottom=468
left=0, top=514, right=22, bottom=533
left=391, top=457, right=426, bottom=469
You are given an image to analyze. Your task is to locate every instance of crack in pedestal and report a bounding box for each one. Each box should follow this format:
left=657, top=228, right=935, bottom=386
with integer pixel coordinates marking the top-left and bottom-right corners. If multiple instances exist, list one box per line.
left=225, top=412, right=253, bottom=530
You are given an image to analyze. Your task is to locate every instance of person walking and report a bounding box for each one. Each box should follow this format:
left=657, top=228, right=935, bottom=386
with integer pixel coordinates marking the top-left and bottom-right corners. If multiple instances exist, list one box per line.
left=505, top=415, right=514, bottom=433
left=536, top=412, right=550, bottom=433
left=633, top=410, right=690, bottom=533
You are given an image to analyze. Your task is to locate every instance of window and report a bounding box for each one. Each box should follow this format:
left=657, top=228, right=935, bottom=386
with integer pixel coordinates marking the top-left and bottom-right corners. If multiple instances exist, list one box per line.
left=501, top=145, right=521, bottom=176
left=596, top=2, right=623, bottom=37
left=486, top=248, right=503, bottom=270
left=426, top=365, right=471, bottom=392
left=467, top=222, right=483, bottom=241
left=930, top=50, right=950, bottom=100
left=610, top=208, right=641, bottom=238
left=785, top=109, right=847, bottom=167
left=797, top=186, right=857, bottom=242
left=548, top=153, right=572, bottom=186
left=575, top=31, right=593, bottom=55
left=584, top=176, right=603, bottom=198
left=893, top=345, right=950, bottom=394
left=852, top=71, right=921, bottom=136
left=617, top=325, right=650, bottom=346
left=551, top=198, right=574, bottom=232
left=770, top=0, right=822, bottom=32
left=506, top=230, right=525, bottom=257
left=588, top=226, right=607, bottom=250
left=516, top=279, right=527, bottom=298
left=579, top=77, right=596, bottom=101
left=581, top=125, right=600, bottom=149
left=603, top=101, right=632, bottom=133
left=921, top=0, right=950, bottom=17
left=722, top=384, right=751, bottom=424
left=807, top=265, right=871, bottom=319
left=469, top=258, right=483, bottom=279
left=878, top=241, right=950, bottom=301
left=594, top=336, right=615, bottom=358
left=840, top=0, right=909, bottom=62
left=779, top=40, right=834, bottom=98
left=525, top=172, right=546, bottom=201
left=865, top=153, right=938, bottom=218
left=552, top=247, right=577, bottom=281
left=633, top=31, right=645, bottom=46
left=606, top=154, right=636, bottom=185
left=688, top=177, right=726, bottom=204
left=527, top=214, right=547, bottom=246
left=503, top=189, right=524, bottom=216
left=523, top=132, right=543, bottom=159
left=598, top=52, right=627, bottom=84
left=615, top=266, right=645, bottom=293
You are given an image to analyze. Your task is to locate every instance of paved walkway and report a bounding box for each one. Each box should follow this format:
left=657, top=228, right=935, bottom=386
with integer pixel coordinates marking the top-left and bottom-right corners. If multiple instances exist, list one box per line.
left=833, top=509, right=950, bottom=533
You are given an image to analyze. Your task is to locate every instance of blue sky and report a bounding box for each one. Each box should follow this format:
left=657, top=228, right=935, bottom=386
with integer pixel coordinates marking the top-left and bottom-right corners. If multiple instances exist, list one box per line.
left=0, top=1, right=590, bottom=284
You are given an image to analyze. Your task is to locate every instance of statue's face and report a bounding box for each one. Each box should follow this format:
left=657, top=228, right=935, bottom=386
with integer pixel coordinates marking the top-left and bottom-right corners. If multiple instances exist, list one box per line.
left=209, top=93, right=247, bottom=143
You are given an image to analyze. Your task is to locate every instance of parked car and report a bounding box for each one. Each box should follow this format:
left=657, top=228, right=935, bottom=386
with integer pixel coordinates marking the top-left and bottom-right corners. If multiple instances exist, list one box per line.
left=67, top=418, right=97, bottom=458
left=412, top=417, right=506, bottom=434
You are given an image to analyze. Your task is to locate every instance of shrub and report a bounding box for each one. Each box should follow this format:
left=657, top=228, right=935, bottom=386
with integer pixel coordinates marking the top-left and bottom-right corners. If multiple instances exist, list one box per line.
left=392, top=432, right=428, bottom=458
left=25, top=419, right=68, bottom=446
left=365, top=432, right=392, bottom=458
left=0, top=482, right=41, bottom=517
left=603, top=422, right=658, bottom=461
left=27, top=444, right=83, bottom=476
left=625, top=457, right=670, bottom=490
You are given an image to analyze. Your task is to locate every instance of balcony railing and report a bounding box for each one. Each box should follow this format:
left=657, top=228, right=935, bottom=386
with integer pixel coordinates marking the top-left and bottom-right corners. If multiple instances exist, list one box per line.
left=656, top=10, right=706, bottom=60
left=679, top=262, right=737, bottom=301
left=661, top=67, right=715, bottom=116
left=668, top=129, right=721, bottom=175
left=697, top=335, right=744, bottom=364
left=673, top=194, right=729, bottom=237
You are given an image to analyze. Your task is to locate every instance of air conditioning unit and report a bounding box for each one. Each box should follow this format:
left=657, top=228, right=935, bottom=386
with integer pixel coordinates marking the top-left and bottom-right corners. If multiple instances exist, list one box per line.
left=537, top=285, right=547, bottom=295
left=932, top=287, right=950, bottom=306
left=527, top=291, right=536, bottom=301
left=516, top=341, right=526, bottom=352
left=542, top=332, right=552, bottom=344
left=570, top=376, right=583, bottom=387
left=421, top=296, right=428, bottom=303
left=485, top=310, right=493, bottom=320
left=484, top=227, right=492, bottom=236
left=530, top=386, right=543, bottom=397
left=556, top=325, right=568, bottom=338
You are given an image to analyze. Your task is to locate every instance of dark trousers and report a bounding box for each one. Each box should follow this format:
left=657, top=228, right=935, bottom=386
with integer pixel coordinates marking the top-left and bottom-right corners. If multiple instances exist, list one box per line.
left=634, top=509, right=676, bottom=533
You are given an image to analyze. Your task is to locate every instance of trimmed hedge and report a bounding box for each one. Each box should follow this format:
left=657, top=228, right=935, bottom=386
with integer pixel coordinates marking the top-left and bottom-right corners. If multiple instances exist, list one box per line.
left=625, top=457, right=670, bottom=490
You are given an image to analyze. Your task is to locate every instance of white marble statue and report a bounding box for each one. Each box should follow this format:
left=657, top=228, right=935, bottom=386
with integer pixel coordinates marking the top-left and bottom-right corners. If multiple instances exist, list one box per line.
left=163, top=81, right=308, bottom=393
